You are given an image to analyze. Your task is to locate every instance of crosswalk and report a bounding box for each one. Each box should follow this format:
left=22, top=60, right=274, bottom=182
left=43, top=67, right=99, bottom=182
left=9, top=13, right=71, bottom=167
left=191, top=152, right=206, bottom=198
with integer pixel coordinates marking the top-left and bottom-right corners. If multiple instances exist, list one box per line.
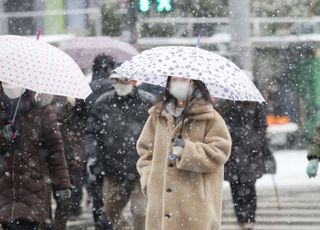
left=222, top=185, right=320, bottom=230
left=66, top=185, right=320, bottom=230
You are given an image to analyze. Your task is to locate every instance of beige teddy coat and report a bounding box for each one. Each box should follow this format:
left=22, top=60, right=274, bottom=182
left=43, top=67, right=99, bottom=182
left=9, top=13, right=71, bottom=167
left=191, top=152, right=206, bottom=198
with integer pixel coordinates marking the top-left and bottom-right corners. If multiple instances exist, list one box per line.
left=137, top=99, right=232, bottom=230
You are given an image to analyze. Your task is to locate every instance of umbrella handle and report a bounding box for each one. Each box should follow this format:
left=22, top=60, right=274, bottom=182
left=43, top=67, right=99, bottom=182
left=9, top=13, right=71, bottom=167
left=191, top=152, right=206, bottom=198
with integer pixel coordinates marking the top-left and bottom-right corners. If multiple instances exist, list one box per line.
left=36, top=30, right=41, bottom=40
left=196, top=35, right=201, bottom=48
left=11, top=89, right=24, bottom=126
left=196, top=29, right=206, bottom=48
left=271, top=175, right=281, bottom=210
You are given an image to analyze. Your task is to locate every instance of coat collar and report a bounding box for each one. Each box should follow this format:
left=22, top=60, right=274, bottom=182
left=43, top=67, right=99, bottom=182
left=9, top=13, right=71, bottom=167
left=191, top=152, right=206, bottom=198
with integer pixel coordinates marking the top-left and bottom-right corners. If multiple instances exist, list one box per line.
left=149, top=98, right=215, bottom=121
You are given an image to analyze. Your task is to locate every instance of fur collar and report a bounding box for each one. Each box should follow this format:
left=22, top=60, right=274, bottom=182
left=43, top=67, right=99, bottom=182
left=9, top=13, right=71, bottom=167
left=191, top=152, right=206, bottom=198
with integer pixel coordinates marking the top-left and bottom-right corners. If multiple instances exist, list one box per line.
left=149, top=98, right=215, bottom=121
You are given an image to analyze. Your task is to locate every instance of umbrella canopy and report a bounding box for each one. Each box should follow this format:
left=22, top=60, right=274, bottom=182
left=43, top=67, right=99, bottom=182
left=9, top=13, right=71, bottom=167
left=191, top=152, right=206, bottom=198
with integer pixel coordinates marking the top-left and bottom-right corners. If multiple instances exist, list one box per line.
left=0, top=35, right=92, bottom=99
left=115, top=46, right=265, bottom=103
left=59, top=36, right=138, bottom=69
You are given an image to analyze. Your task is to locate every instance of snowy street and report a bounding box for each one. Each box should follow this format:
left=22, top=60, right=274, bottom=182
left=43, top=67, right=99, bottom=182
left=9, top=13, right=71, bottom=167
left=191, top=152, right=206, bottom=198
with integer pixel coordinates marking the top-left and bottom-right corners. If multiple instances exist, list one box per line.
left=65, top=150, right=320, bottom=229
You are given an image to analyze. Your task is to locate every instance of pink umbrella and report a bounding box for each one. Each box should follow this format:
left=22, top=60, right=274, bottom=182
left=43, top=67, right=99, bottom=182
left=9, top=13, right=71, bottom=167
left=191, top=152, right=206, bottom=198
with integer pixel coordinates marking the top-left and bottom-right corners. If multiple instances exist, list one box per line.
left=59, top=36, right=139, bottom=69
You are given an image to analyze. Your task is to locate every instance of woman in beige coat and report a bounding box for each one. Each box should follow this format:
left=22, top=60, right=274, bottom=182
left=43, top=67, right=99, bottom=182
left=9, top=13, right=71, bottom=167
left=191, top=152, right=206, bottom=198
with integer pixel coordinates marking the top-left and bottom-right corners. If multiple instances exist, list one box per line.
left=137, top=76, right=232, bottom=230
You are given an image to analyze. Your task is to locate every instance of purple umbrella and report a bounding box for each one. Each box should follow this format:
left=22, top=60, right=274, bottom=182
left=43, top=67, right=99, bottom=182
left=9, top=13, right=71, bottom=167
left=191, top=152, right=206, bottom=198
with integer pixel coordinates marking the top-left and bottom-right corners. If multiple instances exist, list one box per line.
left=59, top=36, right=138, bottom=69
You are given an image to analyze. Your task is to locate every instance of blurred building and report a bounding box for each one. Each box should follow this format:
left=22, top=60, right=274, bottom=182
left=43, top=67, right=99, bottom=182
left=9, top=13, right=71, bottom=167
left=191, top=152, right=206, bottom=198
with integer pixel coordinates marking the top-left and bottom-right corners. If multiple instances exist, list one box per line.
left=0, top=0, right=92, bottom=35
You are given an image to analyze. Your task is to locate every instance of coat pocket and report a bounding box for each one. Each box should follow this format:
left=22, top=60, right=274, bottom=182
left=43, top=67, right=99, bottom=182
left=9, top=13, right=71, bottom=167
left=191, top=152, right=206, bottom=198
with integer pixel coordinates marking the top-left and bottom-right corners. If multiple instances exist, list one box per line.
left=199, top=174, right=206, bottom=201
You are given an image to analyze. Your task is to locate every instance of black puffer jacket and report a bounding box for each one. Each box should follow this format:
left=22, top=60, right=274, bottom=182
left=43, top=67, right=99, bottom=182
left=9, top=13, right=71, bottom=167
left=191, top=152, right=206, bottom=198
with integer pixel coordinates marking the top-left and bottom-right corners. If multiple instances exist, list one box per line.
left=85, top=87, right=155, bottom=182
left=218, top=101, right=276, bottom=183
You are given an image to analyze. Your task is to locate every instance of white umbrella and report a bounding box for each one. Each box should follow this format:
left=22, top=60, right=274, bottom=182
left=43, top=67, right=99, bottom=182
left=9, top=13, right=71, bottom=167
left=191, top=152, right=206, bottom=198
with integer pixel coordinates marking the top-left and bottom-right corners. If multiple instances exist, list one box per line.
left=115, top=46, right=265, bottom=103
left=0, top=35, right=92, bottom=99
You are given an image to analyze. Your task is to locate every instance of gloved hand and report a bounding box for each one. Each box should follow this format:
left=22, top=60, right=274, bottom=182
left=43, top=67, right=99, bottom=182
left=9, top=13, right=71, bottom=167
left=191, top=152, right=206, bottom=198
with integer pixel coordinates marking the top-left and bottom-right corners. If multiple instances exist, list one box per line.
left=93, top=208, right=113, bottom=230
left=1, top=124, right=17, bottom=141
left=170, top=138, right=185, bottom=160
left=87, top=158, right=104, bottom=183
left=306, top=159, right=319, bottom=178
left=55, top=189, right=71, bottom=201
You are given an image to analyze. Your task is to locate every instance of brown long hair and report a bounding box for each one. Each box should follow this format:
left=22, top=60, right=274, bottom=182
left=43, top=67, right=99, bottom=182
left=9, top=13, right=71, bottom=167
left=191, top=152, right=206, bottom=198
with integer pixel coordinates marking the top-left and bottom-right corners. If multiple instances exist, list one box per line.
left=156, top=76, right=213, bottom=106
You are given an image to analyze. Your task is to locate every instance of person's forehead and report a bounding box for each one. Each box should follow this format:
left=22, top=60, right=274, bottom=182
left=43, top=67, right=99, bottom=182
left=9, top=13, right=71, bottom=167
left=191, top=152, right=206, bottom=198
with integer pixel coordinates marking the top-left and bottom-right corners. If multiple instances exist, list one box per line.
left=171, top=76, right=190, bottom=81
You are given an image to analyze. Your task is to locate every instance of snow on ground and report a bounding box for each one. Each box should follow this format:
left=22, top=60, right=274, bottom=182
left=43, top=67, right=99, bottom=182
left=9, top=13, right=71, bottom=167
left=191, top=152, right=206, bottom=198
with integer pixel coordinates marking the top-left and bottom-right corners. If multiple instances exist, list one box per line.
left=223, top=150, right=320, bottom=189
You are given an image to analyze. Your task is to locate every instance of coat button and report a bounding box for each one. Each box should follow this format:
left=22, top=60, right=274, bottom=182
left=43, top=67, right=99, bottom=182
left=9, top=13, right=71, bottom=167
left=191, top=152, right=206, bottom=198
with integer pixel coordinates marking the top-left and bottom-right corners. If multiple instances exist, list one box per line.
left=165, top=214, right=171, bottom=219
left=168, top=163, right=174, bottom=168
left=167, top=188, right=172, bottom=193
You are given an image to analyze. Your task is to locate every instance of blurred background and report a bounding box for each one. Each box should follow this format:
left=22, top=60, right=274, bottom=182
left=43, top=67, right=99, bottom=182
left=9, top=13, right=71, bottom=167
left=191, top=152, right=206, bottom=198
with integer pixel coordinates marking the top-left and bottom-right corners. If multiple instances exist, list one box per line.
left=2, top=0, right=320, bottom=149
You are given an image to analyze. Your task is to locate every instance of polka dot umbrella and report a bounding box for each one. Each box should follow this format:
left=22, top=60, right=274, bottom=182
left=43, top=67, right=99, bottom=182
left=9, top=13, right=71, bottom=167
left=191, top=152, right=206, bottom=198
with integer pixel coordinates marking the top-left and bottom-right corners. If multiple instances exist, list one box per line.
left=0, top=35, right=92, bottom=99
left=115, top=46, right=265, bottom=103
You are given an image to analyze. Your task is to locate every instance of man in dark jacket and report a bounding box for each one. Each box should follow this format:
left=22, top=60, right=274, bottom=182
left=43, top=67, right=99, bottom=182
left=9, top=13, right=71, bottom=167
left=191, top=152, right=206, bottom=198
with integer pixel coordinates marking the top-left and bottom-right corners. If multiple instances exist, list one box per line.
left=218, top=101, right=276, bottom=230
left=85, top=73, right=155, bottom=230
left=73, top=54, right=116, bottom=230
left=48, top=96, right=86, bottom=230
left=0, top=83, right=71, bottom=230
left=75, top=53, right=115, bottom=123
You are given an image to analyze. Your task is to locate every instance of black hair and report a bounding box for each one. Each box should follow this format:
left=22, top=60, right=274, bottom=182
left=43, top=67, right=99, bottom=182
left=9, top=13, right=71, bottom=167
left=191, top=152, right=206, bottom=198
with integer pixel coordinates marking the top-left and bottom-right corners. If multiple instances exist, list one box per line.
left=156, top=76, right=213, bottom=106
left=92, top=54, right=116, bottom=81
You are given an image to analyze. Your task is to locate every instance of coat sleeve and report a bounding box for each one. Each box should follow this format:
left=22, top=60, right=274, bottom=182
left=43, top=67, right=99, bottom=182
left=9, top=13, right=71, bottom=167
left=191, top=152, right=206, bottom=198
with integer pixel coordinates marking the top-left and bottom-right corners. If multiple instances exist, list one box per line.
left=136, top=115, right=156, bottom=196
left=254, top=103, right=268, bottom=144
left=42, top=105, right=71, bottom=191
left=176, top=112, right=232, bottom=173
left=84, top=108, right=104, bottom=160
left=308, top=123, right=320, bottom=158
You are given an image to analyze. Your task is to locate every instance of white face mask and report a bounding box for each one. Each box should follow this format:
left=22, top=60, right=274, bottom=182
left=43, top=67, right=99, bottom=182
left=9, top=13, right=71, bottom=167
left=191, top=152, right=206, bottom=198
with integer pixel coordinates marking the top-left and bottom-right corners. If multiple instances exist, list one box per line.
left=169, top=81, right=193, bottom=101
left=113, top=83, right=133, bottom=97
left=1, top=82, right=26, bottom=99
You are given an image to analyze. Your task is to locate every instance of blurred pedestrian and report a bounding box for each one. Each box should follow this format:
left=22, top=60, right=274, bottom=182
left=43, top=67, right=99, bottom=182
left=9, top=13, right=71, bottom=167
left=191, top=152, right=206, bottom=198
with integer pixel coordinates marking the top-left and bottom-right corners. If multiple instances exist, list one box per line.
left=306, top=122, right=320, bottom=177
left=137, top=76, right=232, bottom=230
left=217, top=101, right=276, bottom=230
left=48, top=96, right=86, bottom=230
left=74, top=54, right=116, bottom=229
left=0, top=83, right=71, bottom=230
left=85, top=73, right=155, bottom=230
left=75, top=53, right=115, bottom=122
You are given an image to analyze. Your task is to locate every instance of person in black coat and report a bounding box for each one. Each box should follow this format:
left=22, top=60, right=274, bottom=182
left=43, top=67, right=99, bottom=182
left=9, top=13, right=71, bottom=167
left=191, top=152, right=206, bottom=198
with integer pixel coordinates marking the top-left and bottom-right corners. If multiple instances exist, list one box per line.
left=75, top=53, right=115, bottom=122
left=85, top=73, right=155, bottom=230
left=217, top=101, right=276, bottom=230
left=73, top=54, right=116, bottom=230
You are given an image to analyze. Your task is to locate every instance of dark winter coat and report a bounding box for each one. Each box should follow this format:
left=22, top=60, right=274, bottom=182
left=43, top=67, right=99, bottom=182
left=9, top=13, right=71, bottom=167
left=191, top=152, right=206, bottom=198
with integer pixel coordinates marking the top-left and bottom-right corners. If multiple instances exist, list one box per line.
left=51, top=97, right=85, bottom=173
left=85, top=87, right=155, bottom=182
left=0, top=91, right=71, bottom=224
left=218, top=101, right=276, bottom=183
left=75, top=78, right=113, bottom=123
left=138, top=83, right=164, bottom=96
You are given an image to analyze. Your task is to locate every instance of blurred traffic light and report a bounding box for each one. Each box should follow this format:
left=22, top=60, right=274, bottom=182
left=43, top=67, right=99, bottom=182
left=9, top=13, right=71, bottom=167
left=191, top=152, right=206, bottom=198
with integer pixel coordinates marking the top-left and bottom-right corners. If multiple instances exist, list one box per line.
left=156, top=0, right=172, bottom=12
left=137, top=0, right=173, bottom=13
left=137, top=0, right=151, bottom=13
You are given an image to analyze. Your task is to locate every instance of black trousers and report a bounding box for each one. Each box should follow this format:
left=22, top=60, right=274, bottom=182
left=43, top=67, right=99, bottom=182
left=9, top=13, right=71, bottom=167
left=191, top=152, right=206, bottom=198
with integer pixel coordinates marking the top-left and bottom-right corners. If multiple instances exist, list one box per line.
left=2, top=220, right=39, bottom=230
left=49, top=169, right=84, bottom=230
left=70, top=175, right=83, bottom=213
left=87, top=175, right=113, bottom=230
left=230, top=181, right=257, bottom=224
